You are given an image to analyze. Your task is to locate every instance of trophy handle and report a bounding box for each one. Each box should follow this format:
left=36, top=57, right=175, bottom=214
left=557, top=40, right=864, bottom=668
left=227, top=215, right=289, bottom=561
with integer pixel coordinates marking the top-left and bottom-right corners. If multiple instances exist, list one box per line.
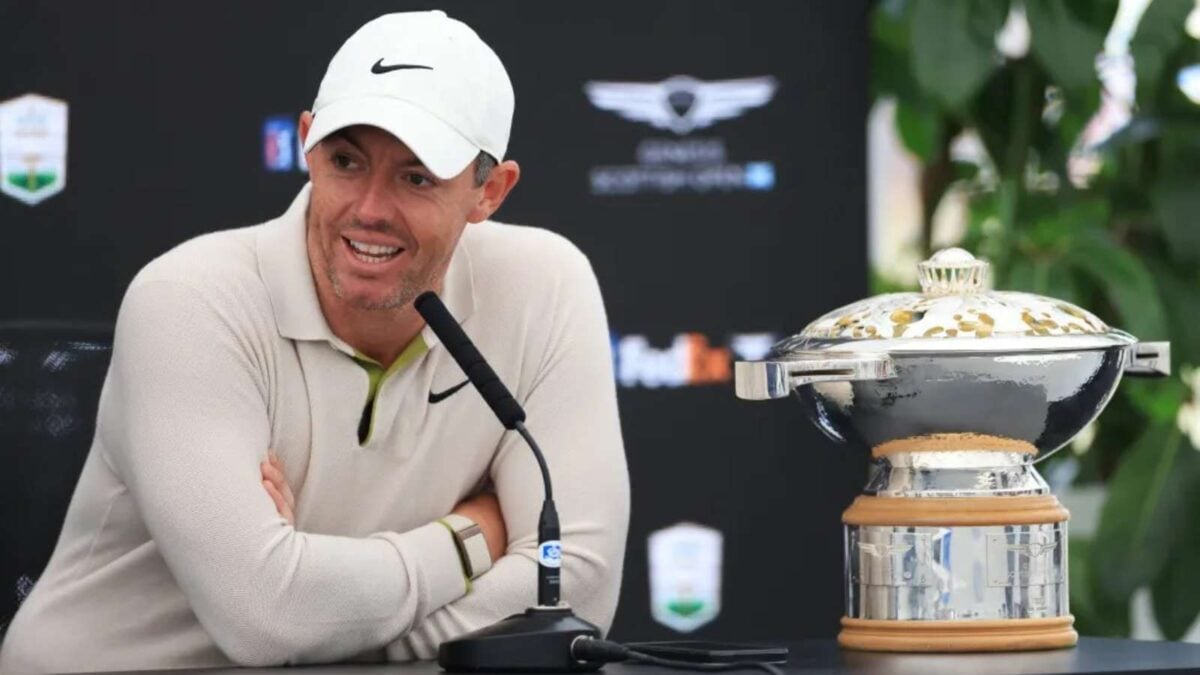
left=734, top=353, right=896, bottom=400
left=1124, top=341, right=1171, bottom=377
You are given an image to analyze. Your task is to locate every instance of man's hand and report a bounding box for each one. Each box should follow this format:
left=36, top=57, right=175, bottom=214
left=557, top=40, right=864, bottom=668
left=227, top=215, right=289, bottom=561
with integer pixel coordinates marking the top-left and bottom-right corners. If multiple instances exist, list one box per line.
left=261, top=453, right=295, bottom=526
left=452, top=492, right=507, bottom=563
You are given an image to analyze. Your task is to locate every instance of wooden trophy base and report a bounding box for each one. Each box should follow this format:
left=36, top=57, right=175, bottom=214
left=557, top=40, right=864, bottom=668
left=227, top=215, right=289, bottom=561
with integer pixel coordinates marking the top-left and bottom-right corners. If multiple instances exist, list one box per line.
left=839, top=616, right=1078, bottom=653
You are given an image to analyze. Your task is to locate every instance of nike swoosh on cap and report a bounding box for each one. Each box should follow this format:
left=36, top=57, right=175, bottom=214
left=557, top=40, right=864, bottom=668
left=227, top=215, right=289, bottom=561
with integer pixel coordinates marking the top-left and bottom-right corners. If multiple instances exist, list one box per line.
left=429, top=379, right=470, bottom=404
left=372, top=59, right=434, bottom=74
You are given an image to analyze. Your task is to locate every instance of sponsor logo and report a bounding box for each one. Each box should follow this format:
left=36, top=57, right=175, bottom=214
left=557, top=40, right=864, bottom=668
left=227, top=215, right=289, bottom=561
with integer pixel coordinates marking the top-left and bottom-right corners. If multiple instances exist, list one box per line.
left=611, top=332, right=774, bottom=389
left=583, top=75, right=778, bottom=196
left=649, top=522, right=723, bottom=633
left=585, top=76, right=776, bottom=135
left=538, top=540, right=562, bottom=568
left=428, top=379, right=470, bottom=404
left=0, top=93, right=68, bottom=206
left=371, top=59, right=433, bottom=74
left=263, top=115, right=308, bottom=173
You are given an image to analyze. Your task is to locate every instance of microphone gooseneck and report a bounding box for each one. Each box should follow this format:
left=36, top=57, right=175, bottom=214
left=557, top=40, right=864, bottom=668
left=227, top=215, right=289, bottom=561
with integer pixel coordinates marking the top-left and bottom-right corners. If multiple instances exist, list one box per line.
left=415, top=291, right=560, bottom=607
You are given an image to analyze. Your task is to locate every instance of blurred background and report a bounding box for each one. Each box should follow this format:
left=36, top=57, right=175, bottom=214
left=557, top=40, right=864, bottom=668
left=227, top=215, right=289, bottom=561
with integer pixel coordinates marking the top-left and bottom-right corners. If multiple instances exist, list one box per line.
left=0, top=0, right=1197, bottom=651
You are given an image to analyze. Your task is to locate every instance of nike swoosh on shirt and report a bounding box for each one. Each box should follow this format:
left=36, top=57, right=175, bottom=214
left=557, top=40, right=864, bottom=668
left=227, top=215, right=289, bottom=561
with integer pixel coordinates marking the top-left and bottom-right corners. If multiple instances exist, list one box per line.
left=429, top=379, right=470, bottom=404
left=371, top=59, right=433, bottom=74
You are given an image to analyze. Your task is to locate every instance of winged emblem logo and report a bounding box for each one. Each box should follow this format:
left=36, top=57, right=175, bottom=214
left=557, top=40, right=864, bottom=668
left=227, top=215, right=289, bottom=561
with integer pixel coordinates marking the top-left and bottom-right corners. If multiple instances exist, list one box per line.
left=584, top=75, right=778, bottom=135
left=1006, top=540, right=1057, bottom=558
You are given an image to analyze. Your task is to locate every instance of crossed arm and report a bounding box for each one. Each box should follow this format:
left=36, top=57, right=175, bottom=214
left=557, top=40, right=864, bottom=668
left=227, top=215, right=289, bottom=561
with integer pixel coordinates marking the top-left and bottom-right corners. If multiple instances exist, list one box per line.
left=261, top=453, right=508, bottom=563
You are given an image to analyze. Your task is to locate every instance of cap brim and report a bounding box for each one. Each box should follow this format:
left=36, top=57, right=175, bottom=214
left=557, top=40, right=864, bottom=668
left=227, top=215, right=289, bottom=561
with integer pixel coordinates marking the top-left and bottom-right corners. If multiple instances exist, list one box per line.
left=302, top=97, right=479, bottom=180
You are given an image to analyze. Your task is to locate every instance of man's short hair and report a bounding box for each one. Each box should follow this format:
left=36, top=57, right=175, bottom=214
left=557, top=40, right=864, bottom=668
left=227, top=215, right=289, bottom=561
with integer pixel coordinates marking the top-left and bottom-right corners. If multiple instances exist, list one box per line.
left=474, top=151, right=497, bottom=187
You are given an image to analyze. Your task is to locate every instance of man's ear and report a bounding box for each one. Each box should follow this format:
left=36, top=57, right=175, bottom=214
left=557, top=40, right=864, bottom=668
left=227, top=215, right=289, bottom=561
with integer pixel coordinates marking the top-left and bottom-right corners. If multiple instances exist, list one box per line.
left=467, top=160, right=521, bottom=224
left=298, top=111, right=314, bottom=150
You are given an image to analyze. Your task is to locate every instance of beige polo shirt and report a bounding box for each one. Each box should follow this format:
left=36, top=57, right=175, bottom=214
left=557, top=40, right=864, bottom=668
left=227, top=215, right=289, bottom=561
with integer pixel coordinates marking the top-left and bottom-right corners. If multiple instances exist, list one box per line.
left=0, top=185, right=629, bottom=673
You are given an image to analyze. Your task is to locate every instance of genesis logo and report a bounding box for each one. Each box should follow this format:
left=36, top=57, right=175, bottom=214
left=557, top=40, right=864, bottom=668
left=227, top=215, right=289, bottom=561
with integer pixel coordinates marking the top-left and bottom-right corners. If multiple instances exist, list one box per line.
left=583, top=75, right=779, bottom=196
left=584, top=75, right=777, bottom=135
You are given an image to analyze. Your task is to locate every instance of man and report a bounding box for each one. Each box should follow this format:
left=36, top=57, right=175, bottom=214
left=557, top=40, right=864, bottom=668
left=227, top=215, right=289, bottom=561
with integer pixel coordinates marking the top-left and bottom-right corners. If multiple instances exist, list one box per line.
left=0, top=11, right=629, bottom=673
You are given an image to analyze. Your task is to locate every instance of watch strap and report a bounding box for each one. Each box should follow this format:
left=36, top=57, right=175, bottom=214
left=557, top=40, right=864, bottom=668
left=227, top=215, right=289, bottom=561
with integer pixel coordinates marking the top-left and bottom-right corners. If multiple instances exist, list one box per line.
left=440, top=514, right=493, bottom=581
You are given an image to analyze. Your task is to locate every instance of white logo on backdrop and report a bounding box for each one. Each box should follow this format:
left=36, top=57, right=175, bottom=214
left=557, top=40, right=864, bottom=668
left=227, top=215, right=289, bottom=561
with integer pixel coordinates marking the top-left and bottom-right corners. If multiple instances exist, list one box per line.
left=648, top=522, right=724, bottom=633
left=585, top=76, right=777, bottom=135
left=582, top=76, right=779, bottom=196
left=0, top=93, right=68, bottom=206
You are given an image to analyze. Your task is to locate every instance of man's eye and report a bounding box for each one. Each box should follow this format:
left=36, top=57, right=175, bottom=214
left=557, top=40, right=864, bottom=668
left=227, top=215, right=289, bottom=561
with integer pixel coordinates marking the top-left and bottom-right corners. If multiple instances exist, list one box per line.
left=331, top=153, right=357, bottom=170
left=407, top=173, right=432, bottom=187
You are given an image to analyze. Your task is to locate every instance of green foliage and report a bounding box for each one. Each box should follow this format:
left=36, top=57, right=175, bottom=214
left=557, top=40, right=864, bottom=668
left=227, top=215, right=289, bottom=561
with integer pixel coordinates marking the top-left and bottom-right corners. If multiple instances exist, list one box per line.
left=872, top=0, right=1200, bottom=638
left=910, top=0, right=1010, bottom=109
left=1092, top=422, right=1194, bottom=602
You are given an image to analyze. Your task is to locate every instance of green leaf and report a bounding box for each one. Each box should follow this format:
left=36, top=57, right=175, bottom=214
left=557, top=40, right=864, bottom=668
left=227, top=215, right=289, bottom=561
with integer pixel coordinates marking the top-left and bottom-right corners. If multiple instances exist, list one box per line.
left=1024, top=0, right=1112, bottom=103
left=1151, top=134, right=1200, bottom=264
left=909, top=0, right=1008, bottom=109
left=1063, top=229, right=1168, bottom=339
left=1123, top=377, right=1188, bottom=426
left=894, top=99, right=942, bottom=161
left=1151, top=262, right=1200, bottom=367
left=1070, top=537, right=1132, bottom=636
left=871, top=1, right=922, bottom=102
left=1151, top=177, right=1200, bottom=264
left=1004, top=255, right=1040, bottom=292
left=1151, top=483, right=1200, bottom=640
left=1092, top=422, right=1194, bottom=603
left=1129, top=0, right=1194, bottom=109
left=1027, top=198, right=1109, bottom=249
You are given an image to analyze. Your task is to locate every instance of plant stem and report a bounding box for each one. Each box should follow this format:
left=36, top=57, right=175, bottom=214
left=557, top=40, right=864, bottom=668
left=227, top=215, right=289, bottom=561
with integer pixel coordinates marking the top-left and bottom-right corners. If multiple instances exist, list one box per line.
left=1001, top=59, right=1035, bottom=233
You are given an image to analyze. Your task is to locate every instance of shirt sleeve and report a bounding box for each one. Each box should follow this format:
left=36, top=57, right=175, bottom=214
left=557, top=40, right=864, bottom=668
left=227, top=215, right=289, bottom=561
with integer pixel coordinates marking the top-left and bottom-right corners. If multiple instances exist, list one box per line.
left=384, top=243, right=631, bottom=660
left=99, top=278, right=467, bottom=666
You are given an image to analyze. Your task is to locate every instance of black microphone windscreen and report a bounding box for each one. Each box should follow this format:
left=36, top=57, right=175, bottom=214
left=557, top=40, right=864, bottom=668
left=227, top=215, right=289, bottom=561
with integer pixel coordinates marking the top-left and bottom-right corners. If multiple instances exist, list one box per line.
left=415, top=291, right=527, bottom=429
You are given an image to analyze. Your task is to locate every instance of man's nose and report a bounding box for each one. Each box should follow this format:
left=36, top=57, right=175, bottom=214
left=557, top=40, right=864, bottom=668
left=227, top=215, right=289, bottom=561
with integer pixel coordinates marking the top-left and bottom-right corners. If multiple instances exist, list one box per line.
left=354, top=170, right=394, bottom=228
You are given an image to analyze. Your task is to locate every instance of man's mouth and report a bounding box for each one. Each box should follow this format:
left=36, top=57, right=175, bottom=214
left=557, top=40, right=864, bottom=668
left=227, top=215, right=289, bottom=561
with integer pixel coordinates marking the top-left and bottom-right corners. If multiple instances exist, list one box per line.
left=343, top=236, right=404, bottom=264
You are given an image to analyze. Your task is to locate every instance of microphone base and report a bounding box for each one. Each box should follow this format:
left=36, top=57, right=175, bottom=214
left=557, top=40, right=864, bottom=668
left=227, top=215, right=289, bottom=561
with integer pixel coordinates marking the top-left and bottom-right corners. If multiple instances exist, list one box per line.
left=437, top=606, right=602, bottom=672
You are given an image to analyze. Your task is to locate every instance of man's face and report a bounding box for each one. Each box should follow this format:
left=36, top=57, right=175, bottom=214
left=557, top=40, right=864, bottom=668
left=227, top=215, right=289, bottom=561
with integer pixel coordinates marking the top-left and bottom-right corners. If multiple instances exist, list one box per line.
left=303, top=124, right=483, bottom=312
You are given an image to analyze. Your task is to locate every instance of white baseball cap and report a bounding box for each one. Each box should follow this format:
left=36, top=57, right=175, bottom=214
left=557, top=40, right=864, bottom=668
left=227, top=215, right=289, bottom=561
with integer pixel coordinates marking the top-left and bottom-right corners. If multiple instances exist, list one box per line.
left=303, top=10, right=514, bottom=180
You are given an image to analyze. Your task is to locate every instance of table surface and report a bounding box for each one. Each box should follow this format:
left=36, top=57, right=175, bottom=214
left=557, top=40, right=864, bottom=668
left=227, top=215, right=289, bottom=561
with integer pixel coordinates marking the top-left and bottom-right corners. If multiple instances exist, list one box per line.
left=94, top=637, right=1200, bottom=675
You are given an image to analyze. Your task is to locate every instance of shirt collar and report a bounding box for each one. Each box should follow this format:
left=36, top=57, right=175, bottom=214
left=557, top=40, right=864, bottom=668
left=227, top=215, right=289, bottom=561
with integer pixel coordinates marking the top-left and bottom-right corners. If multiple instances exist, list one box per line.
left=257, top=183, right=477, bottom=351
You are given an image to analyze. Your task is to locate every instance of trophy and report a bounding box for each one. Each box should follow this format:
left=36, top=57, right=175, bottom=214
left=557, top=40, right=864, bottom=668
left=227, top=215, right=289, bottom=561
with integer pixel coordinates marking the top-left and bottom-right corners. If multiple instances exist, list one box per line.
left=735, top=248, right=1170, bottom=652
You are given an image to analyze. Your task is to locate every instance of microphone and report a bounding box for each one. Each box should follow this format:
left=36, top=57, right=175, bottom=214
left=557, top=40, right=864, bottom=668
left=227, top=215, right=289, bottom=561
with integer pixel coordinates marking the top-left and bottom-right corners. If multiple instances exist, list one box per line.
left=414, top=291, right=526, bottom=430
left=414, top=291, right=601, bottom=672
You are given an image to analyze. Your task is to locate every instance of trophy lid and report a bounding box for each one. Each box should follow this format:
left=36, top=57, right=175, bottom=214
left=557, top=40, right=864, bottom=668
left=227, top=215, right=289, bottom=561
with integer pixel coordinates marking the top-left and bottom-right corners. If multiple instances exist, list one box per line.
left=781, top=248, right=1137, bottom=354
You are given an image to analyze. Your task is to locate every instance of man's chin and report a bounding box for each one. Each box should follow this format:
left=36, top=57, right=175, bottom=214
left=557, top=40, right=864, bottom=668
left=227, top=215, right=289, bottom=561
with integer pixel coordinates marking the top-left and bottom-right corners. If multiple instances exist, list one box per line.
left=344, top=292, right=412, bottom=312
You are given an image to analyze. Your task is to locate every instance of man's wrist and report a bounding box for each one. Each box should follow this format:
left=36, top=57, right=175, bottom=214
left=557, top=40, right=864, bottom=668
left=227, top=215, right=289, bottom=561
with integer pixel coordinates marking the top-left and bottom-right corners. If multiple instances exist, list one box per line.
left=438, top=514, right=493, bottom=585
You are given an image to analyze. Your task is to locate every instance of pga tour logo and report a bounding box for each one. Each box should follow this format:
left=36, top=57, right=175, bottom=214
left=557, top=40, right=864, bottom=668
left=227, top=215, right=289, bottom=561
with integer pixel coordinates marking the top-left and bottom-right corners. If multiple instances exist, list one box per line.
left=0, top=93, right=68, bottom=206
left=538, top=541, right=562, bottom=568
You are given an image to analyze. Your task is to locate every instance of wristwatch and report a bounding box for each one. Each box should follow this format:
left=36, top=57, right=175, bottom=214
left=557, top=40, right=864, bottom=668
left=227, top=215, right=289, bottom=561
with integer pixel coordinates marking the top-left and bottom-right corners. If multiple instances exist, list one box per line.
left=440, top=514, right=493, bottom=581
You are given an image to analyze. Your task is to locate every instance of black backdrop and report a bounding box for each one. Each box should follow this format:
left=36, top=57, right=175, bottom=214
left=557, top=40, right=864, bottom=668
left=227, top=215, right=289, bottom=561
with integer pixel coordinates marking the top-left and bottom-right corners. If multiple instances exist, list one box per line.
left=0, top=0, right=869, bottom=644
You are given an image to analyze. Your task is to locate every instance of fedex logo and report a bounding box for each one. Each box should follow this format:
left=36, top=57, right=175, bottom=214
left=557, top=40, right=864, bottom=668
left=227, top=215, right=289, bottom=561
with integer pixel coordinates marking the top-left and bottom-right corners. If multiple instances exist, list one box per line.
left=611, top=332, right=775, bottom=389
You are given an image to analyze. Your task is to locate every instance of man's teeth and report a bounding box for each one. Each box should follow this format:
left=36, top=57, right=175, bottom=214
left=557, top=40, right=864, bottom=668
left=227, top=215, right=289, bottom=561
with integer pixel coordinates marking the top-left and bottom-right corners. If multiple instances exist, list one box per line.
left=347, top=239, right=402, bottom=260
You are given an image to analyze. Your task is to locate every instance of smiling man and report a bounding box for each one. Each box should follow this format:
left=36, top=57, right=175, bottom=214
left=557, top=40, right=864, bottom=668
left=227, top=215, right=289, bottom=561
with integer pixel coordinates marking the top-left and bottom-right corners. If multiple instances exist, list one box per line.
left=0, top=11, right=629, bottom=673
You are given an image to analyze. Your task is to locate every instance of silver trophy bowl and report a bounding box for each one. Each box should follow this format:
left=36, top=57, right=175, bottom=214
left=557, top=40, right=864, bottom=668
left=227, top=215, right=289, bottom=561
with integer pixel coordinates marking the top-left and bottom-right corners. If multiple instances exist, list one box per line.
left=737, top=338, right=1168, bottom=462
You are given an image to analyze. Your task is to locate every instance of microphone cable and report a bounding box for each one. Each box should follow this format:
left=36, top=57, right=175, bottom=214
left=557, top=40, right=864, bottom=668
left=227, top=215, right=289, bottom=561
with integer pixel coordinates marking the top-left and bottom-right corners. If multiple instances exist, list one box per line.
left=571, top=637, right=786, bottom=675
